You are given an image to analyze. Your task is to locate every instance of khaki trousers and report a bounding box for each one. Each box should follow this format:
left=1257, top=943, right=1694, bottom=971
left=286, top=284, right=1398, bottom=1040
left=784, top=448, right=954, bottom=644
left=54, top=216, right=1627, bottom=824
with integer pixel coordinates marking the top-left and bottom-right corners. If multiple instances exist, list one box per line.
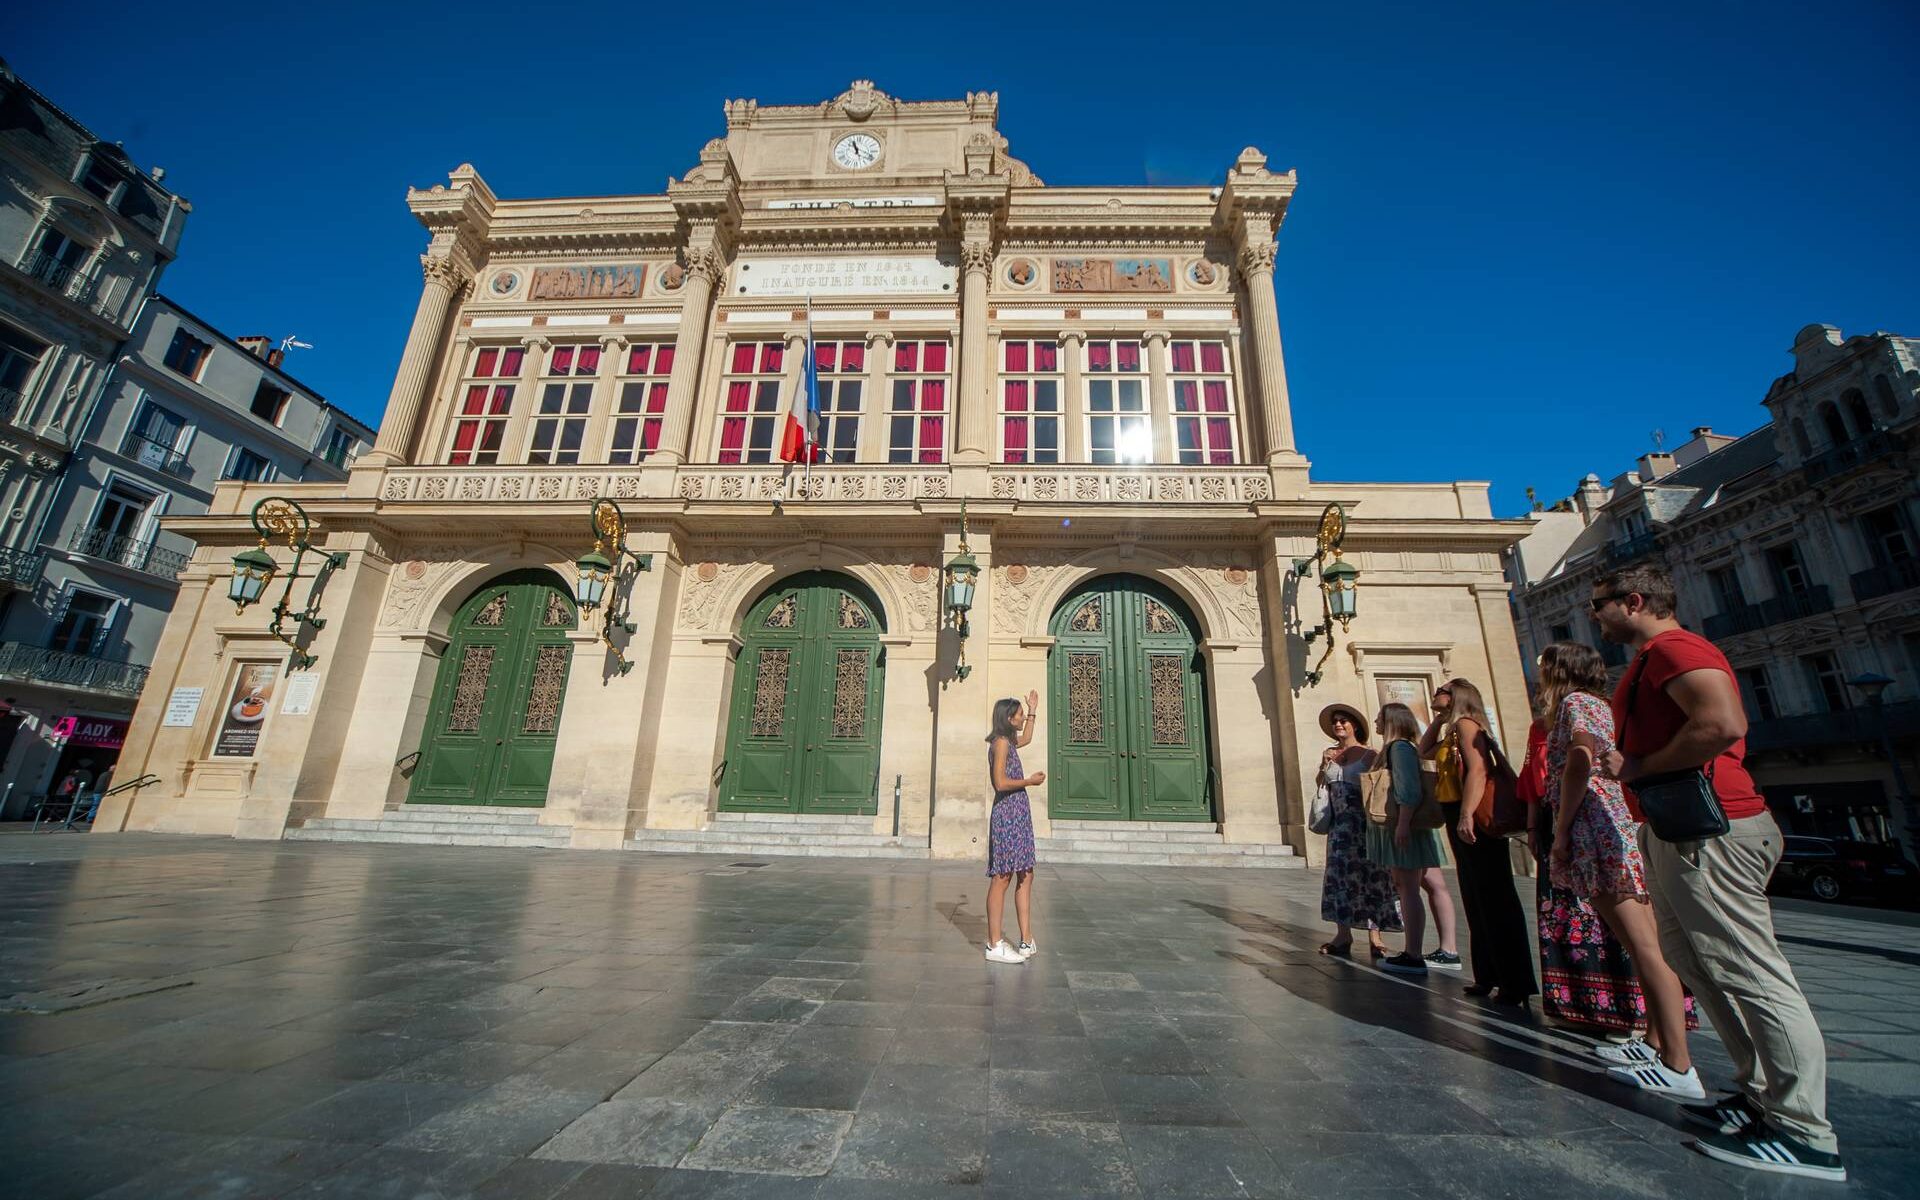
left=1639, top=813, right=1836, bottom=1152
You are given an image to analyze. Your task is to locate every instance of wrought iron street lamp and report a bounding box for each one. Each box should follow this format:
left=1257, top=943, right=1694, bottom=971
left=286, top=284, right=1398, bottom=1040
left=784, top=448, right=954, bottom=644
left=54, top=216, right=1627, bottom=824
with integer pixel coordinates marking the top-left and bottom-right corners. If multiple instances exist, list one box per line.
left=1847, top=672, right=1915, bottom=837
left=228, top=497, right=347, bottom=670
left=1293, top=502, right=1360, bottom=687
left=578, top=497, right=653, bottom=675
left=944, top=500, right=980, bottom=682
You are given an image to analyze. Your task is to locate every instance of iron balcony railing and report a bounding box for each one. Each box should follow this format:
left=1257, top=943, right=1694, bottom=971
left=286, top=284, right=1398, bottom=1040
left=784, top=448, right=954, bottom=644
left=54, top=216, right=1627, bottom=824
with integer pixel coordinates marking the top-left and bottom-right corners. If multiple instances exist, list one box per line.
left=1852, top=558, right=1920, bottom=604
left=1701, top=585, right=1835, bottom=640
left=1605, top=531, right=1662, bottom=566
left=1746, top=700, right=1920, bottom=753
left=120, top=431, right=193, bottom=479
left=0, top=641, right=149, bottom=698
left=68, top=528, right=191, bottom=580
left=0, top=545, right=47, bottom=590
left=1804, top=429, right=1899, bottom=484
left=22, top=248, right=79, bottom=292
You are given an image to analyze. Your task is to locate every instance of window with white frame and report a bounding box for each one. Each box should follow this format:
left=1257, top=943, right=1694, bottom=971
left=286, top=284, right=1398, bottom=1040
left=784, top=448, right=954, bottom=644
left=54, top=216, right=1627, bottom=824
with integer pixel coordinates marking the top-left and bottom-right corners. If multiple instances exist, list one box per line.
left=447, top=344, right=525, bottom=465
left=814, top=340, right=866, bottom=463
left=1084, top=339, right=1148, bottom=464
left=1000, top=339, right=1061, bottom=464
left=1168, top=339, right=1236, bottom=464
left=320, top=427, right=355, bottom=468
left=888, top=339, right=949, bottom=463
left=223, top=447, right=273, bottom=482
left=528, top=343, right=600, bottom=465
left=0, top=323, right=48, bottom=404
left=718, top=341, right=786, bottom=464
left=609, top=342, right=676, bottom=464
left=48, top=589, right=116, bottom=655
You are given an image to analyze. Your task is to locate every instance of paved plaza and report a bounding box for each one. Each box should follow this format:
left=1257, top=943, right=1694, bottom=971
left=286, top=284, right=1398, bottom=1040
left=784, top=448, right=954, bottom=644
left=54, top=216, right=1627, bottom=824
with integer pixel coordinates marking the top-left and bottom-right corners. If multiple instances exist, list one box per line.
left=2, top=835, right=1917, bottom=1199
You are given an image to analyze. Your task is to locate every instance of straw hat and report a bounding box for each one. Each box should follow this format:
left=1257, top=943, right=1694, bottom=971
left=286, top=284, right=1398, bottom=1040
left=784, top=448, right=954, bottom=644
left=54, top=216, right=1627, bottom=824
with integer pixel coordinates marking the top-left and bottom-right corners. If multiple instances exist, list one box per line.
left=1318, top=702, right=1369, bottom=743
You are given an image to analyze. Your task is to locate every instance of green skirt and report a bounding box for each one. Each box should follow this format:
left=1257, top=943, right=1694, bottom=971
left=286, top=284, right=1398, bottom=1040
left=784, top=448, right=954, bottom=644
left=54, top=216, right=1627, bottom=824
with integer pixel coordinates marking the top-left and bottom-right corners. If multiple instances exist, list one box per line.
left=1364, top=818, right=1448, bottom=870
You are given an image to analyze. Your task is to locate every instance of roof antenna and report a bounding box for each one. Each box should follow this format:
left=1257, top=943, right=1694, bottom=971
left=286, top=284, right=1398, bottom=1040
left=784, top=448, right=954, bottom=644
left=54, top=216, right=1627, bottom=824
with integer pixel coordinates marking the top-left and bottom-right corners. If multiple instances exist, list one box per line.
left=1650, top=428, right=1665, bottom=453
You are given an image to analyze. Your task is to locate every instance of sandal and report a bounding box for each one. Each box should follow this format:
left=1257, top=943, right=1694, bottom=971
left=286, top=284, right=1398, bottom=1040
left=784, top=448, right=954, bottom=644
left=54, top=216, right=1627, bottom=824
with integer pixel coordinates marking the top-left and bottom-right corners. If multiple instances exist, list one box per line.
left=1318, top=941, right=1353, bottom=959
left=1369, top=943, right=1387, bottom=960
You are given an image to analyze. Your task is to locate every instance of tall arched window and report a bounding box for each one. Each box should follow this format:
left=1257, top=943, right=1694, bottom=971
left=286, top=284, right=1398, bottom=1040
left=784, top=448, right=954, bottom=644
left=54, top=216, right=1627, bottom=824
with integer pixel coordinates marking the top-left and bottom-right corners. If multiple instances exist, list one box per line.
left=1872, top=375, right=1900, bottom=420
left=1818, top=401, right=1849, bottom=447
left=1842, top=388, right=1874, bottom=438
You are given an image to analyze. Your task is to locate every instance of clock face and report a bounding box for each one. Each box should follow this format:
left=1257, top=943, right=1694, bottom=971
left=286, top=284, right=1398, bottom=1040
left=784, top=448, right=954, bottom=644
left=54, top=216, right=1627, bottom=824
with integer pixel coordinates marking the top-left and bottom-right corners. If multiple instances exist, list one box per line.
left=833, top=133, right=881, bottom=170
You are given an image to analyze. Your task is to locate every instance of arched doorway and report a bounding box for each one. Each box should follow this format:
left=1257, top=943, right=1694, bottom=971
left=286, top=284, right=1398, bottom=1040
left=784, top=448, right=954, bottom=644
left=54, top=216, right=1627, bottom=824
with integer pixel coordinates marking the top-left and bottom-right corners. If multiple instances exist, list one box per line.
left=1048, top=574, right=1212, bottom=822
left=719, top=571, right=886, bottom=814
left=409, top=569, right=577, bottom=807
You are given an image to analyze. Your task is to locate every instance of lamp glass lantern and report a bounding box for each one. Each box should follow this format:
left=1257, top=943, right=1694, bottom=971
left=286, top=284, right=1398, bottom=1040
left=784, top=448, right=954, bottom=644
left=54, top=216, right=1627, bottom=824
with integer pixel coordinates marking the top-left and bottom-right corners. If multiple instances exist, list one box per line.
left=574, top=548, right=614, bottom=611
left=1322, top=555, right=1360, bottom=624
left=228, top=546, right=278, bottom=610
left=944, top=549, right=979, bottom=627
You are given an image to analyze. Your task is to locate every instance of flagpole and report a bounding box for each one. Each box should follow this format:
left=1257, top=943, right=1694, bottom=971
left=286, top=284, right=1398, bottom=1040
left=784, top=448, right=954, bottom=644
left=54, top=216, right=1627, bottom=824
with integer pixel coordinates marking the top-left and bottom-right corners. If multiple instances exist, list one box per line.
left=803, top=293, right=813, bottom=498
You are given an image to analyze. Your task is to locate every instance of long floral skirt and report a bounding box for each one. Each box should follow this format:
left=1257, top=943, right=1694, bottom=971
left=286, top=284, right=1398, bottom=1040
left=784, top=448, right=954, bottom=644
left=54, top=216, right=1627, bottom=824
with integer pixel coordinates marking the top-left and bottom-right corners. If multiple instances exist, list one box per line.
left=1320, top=786, right=1402, bottom=931
left=1536, top=826, right=1698, bottom=1031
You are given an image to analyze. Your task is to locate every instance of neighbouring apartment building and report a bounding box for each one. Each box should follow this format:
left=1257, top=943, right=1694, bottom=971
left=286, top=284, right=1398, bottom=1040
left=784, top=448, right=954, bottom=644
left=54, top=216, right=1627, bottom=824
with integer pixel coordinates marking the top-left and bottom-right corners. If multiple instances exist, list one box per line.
left=1508, top=324, right=1920, bottom=856
left=100, top=81, right=1536, bottom=866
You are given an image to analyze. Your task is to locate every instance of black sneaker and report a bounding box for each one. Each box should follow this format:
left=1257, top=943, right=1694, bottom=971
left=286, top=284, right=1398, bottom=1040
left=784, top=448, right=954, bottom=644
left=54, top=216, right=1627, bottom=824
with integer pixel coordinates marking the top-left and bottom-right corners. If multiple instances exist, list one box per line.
left=1379, top=952, right=1429, bottom=976
left=1694, top=1123, right=1846, bottom=1182
left=1424, top=950, right=1463, bottom=971
left=1680, top=1093, right=1761, bottom=1136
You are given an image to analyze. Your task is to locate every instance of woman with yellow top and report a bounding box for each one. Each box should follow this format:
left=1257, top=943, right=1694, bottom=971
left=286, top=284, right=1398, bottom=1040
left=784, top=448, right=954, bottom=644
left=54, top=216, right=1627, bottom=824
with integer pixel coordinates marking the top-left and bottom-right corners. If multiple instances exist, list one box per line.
left=1421, top=679, right=1538, bottom=1006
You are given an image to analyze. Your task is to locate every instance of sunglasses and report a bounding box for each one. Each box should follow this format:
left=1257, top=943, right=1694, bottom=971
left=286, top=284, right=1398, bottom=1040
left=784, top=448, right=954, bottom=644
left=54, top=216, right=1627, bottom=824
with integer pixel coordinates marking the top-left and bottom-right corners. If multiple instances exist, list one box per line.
left=1433, top=688, right=1452, bottom=698
left=1588, top=592, right=1636, bottom=612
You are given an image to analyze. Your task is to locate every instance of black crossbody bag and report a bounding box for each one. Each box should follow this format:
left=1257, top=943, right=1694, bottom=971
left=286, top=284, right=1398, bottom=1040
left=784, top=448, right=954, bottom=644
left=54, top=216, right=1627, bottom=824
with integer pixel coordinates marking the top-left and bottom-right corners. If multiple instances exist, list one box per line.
left=1621, top=650, right=1730, bottom=843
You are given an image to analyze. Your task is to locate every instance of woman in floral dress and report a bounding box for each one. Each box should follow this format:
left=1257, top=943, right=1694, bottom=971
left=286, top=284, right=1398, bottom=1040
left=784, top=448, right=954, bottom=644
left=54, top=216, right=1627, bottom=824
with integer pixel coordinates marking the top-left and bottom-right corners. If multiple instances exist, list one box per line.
left=1537, top=642, right=1697, bottom=1077
left=1316, top=703, right=1401, bottom=958
left=984, top=691, right=1044, bottom=965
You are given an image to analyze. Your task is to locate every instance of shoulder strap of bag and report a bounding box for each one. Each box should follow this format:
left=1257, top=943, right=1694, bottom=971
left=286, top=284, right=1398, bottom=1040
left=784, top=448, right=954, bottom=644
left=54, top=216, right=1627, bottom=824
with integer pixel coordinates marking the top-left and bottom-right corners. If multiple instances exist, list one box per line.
left=1619, top=641, right=1718, bottom=782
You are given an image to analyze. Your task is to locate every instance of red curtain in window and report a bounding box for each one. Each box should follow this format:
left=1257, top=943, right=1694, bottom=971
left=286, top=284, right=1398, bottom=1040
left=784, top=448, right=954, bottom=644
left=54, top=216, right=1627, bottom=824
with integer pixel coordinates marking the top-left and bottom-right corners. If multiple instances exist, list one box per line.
left=1201, top=342, right=1225, bottom=373
left=475, top=347, right=498, bottom=376
left=1117, top=342, right=1140, bottom=372
left=628, top=345, right=652, bottom=374
left=718, top=419, right=746, bottom=463
left=1004, top=380, right=1028, bottom=413
left=1004, top=416, right=1027, bottom=462
left=645, top=382, right=669, bottom=414
left=1203, top=381, right=1228, bottom=412
left=451, top=422, right=479, bottom=453
left=922, top=379, right=945, bottom=411
left=1005, top=341, right=1028, bottom=372
left=1172, top=381, right=1197, bottom=412
left=1208, top=418, right=1233, bottom=461
left=462, top=386, right=487, bottom=415
left=895, top=341, right=916, bottom=372
left=1035, top=341, right=1058, bottom=372
left=841, top=342, right=865, bottom=372
left=919, top=417, right=944, bottom=462
left=552, top=346, right=575, bottom=375
left=655, top=344, right=675, bottom=375
left=725, top=381, right=751, bottom=412
left=923, top=342, right=947, bottom=373
left=640, top=421, right=662, bottom=452
left=731, top=343, right=756, bottom=373
left=1170, top=342, right=1196, bottom=372
left=577, top=346, right=601, bottom=374
left=761, top=342, right=783, bottom=373
left=500, top=347, right=525, bottom=375
left=815, top=341, right=835, bottom=372
left=1087, top=343, right=1111, bottom=372
left=487, top=385, right=512, bottom=415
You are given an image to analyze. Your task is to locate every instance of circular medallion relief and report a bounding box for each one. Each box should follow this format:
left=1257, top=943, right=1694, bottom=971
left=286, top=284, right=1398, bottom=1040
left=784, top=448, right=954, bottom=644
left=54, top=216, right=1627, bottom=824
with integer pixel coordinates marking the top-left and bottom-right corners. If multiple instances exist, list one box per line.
left=696, top=562, right=720, bottom=582
left=1005, top=564, right=1029, bottom=585
left=1224, top=566, right=1248, bottom=585
left=404, top=561, right=428, bottom=580
left=908, top=564, right=933, bottom=584
left=489, top=270, right=521, bottom=297
left=1006, top=259, right=1035, bottom=286
left=659, top=263, right=686, bottom=291
left=1187, top=260, right=1219, bottom=287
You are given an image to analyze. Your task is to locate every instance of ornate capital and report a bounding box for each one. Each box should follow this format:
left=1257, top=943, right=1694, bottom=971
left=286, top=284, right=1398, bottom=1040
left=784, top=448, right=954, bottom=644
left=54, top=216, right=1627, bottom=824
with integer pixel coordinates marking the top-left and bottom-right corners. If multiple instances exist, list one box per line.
left=683, top=244, right=726, bottom=285
left=959, top=240, right=996, bottom=275
left=1057, top=328, right=1087, bottom=344
left=420, top=252, right=474, bottom=294
left=519, top=334, right=551, bottom=354
left=1141, top=328, right=1170, bottom=345
left=865, top=330, right=895, bottom=349
left=598, top=332, right=629, bottom=353
left=1237, top=241, right=1277, bottom=278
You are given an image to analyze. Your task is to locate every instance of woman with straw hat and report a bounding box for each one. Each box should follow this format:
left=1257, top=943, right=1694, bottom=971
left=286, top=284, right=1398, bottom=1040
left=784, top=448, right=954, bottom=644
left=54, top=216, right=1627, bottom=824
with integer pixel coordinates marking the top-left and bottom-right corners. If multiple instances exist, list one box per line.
left=1316, top=701, right=1402, bottom=958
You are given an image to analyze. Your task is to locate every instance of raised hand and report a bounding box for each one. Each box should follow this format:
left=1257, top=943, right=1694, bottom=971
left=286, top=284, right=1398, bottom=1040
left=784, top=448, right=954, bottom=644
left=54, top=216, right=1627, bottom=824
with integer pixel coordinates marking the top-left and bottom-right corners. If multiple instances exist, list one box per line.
left=1023, top=771, right=1046, bottom=788
left=1026, top=689, right=1040, bottom=716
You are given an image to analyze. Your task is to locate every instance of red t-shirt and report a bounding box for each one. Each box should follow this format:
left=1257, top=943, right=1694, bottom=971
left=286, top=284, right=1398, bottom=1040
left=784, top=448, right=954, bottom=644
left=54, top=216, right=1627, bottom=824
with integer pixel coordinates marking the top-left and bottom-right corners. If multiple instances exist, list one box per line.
left=1610, top=629, right=1765, bottom=821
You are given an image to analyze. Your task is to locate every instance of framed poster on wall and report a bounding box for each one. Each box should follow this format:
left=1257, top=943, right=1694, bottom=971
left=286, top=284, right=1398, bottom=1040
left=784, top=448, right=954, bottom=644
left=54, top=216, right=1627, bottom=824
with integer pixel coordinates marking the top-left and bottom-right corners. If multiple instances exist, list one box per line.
left=1374, top=675, right=1434, bottom=729
left=212, top=662, right=279, bottom=757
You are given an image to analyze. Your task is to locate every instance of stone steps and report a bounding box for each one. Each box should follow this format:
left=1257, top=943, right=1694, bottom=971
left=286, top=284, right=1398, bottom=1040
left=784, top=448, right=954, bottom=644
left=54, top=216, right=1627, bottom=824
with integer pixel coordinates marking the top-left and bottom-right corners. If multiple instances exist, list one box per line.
left=630, top=811, right=930, bottom=861
left=286, top=805, right=571, bottom=850
left=1041, top=848, right=1305, bottom=869
left=1033, top=818, right=1297, bottom=869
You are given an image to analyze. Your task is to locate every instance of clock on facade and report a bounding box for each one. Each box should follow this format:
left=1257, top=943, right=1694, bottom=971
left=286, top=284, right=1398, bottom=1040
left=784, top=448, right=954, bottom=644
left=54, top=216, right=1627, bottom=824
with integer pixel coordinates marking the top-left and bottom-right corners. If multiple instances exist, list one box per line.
left=832, top=134, right=881, bottom=170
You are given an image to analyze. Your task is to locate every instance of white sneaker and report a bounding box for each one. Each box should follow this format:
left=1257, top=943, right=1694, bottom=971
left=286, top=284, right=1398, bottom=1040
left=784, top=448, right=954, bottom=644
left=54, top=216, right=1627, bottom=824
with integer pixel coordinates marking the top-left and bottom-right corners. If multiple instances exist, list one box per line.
left=1608, top=1060, right=1706, bottom=1100
left=1593, top=1037, right=1657, bottom=1066
left=1016, top=941, right=1037, bottom=959
left=984, top=940, right=1026, bottom=965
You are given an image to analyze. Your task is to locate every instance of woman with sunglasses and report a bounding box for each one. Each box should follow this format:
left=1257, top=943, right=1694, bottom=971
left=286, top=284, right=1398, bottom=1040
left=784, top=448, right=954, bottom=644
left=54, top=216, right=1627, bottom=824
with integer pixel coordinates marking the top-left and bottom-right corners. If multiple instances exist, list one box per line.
left=1315, top=703, right=1400, bottom=959
left=1422, top=678, right=1538, bottom=1005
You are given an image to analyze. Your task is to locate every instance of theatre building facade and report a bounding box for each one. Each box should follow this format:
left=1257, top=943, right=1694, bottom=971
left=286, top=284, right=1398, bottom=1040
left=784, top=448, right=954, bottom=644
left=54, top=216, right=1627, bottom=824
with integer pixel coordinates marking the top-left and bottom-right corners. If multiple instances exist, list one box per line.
left=98, top=83, right=1532, bottom=865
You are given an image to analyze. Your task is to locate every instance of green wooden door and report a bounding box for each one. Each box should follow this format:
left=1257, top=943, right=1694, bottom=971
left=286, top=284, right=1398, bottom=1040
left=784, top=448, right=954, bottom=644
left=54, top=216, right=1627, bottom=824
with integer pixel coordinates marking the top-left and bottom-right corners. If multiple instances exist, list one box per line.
left=1048, top=576, right=1211, bottom=821
left=719, top=572, right=885, bottom=814
left=409, top=570, right=577, bottom=807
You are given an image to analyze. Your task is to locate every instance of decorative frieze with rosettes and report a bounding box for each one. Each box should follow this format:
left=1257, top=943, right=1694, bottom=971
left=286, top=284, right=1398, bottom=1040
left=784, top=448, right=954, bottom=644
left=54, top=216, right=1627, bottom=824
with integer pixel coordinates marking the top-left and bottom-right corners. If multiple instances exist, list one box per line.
left=988, top=467, right=1270, bottom=504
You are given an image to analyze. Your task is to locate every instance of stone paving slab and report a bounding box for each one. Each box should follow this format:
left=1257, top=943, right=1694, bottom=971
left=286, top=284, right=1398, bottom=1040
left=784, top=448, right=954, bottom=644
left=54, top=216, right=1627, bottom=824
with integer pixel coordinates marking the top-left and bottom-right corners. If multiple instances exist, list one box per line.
left=0, top=833, right=1916, bottom=1197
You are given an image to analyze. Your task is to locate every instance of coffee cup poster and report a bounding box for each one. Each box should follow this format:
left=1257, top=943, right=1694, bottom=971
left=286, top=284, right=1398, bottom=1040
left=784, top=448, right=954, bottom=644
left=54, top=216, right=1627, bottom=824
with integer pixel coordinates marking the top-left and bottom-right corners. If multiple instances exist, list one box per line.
left=213, top=663, right=280, bottom=757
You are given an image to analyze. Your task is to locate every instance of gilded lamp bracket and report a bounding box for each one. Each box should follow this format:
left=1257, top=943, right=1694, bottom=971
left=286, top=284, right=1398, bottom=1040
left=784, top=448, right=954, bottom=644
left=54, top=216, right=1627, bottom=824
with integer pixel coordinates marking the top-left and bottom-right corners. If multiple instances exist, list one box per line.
left=1291, top=502, right=1360, bottom=688
left=227, top=497, right=348, bottom=671
left=575, top=497, right=654, bottom=676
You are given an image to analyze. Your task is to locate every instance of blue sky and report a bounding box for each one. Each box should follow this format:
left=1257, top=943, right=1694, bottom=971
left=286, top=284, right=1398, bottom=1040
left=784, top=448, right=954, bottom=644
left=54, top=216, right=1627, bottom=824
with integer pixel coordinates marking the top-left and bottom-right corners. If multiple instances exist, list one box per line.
left=5, top=1, right=1915, bottom=515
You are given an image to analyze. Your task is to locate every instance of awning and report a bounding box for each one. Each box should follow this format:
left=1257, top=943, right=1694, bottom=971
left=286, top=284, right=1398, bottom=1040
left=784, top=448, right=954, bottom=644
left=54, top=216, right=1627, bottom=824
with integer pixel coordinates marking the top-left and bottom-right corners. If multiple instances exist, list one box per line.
left=52, top=716, right=130, bottom=749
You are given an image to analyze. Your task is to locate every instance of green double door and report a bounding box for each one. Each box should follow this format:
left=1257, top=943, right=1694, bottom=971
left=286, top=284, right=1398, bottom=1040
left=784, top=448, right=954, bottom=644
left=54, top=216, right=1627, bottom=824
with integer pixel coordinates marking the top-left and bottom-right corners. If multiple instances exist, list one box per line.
left=1048, top=575, right=1212, bottom=821
left=409, top=570, right=577, bottom=807
left=719, top=573, right=885, bottom=814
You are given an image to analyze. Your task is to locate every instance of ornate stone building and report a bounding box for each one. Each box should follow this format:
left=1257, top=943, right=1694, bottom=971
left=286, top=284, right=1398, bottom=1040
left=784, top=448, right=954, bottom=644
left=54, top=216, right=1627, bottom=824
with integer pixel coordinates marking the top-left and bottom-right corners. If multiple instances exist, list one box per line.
left=1508, top=324, right=1920, bottom=859
left=98, top=82, right=1532, bottom=864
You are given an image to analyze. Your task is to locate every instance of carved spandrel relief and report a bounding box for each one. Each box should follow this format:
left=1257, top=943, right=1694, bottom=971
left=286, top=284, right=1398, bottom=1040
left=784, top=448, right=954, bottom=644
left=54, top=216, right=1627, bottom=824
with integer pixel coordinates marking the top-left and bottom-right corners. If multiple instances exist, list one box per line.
left=528, top=264, right=646, bottom=301
left=1051, top=258, right=1173, bottom=294
left=378, top=544, right=473, bottom=630
left=990, top=549, right=1074, bottom=637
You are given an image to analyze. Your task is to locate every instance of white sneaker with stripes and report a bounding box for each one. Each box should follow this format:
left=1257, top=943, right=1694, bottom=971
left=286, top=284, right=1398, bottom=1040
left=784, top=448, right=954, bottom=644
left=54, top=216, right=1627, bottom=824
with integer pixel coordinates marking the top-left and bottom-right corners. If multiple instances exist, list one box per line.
left=1591, top=1037, right=1657, bottom=1066
left=1694, top=1124, right=1846, bottom=1181
left=1607, top=1059, right=1707, bottom=1100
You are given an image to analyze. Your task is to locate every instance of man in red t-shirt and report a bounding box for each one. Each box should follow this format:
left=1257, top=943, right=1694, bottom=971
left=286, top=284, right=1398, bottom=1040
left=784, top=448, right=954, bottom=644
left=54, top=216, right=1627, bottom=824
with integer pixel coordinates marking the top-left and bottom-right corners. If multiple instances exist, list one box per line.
left=1593, top=564, right=1842, bottom=1181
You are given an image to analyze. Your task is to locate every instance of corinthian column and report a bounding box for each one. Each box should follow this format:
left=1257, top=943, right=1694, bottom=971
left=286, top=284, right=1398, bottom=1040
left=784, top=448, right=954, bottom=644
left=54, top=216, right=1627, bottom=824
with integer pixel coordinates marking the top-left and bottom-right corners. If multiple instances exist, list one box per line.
left=654, top=242, right=726, bottom=465
left=366, top=253, right=472, bottom=465
left=954, top=235, right=995, bottom=465
left=1235, top=221, right=1297, bottom=460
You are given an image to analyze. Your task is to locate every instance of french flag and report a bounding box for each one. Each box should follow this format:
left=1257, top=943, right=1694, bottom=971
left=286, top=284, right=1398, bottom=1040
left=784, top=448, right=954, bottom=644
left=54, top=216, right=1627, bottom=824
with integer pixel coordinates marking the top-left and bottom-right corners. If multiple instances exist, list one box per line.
left=778, top=298, right=820, bottom=464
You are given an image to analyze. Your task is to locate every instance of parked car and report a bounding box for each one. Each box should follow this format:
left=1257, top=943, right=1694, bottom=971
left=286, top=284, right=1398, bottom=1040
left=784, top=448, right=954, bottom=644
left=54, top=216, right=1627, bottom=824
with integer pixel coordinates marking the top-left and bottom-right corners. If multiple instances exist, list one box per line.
left=1769, top=836, right=1920, bottom=907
